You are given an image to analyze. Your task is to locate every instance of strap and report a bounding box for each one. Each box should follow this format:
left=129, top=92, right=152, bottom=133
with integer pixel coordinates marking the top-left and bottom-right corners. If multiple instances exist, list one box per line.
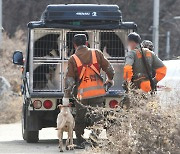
left=90, top=64, right=100, bottom=76
left=79, top=65, right=100, bottom=80
left=72, top=54, right=82, bottom=67
left=72, top=51, right=101, bottom=80
left=58, top=104, right=72, bottom=107
left=92, top=50, right=97, bottom=64
left=91, top=50, right=100, bottom=76
left=79, top=66, right=86, bottom=80
left=72, top=54, right=84, bottom=80
left=138, top=45, right=155, bottom=92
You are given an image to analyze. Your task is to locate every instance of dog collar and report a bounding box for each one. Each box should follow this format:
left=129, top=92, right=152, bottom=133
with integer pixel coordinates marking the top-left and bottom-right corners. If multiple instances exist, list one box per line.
left=59, top=103, right=72, bottom=107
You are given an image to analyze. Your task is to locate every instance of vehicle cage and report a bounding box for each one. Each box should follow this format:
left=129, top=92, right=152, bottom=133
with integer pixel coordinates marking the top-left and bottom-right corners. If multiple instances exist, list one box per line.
left=25, top=4, right=137, bottom=97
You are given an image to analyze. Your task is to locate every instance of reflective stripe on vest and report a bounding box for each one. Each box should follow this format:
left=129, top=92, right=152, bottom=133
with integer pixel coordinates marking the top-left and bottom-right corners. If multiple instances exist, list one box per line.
left=72, top=50, right=105, bottom=100
left=78, top=85, right=104, bottom=94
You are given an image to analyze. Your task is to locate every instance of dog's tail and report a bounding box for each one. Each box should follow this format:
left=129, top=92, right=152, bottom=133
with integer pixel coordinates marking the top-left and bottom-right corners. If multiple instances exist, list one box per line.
left=56, top=117, right=67, bottom=130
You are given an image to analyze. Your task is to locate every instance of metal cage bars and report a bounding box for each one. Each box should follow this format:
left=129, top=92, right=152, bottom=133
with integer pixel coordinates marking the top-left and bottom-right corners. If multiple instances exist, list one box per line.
left=30, top=29, right=129, bottom=92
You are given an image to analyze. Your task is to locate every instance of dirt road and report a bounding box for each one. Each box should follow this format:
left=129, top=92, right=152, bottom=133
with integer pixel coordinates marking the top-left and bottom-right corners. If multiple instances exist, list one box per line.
left=0, top=122, right=86, bottom=154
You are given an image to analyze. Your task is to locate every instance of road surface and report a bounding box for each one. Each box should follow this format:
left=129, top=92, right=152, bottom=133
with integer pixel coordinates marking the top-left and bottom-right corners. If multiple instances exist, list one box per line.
left=0, top=122, right=90, bottom=154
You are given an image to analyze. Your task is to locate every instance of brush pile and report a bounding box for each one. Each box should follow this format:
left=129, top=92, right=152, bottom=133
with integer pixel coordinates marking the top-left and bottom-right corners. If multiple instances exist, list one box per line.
left=84, top=88, right=180, bottom=154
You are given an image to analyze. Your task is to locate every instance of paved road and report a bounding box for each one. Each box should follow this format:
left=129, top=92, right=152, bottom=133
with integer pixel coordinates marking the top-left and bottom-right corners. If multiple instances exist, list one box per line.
left=0, top=122, right=89, bottom=154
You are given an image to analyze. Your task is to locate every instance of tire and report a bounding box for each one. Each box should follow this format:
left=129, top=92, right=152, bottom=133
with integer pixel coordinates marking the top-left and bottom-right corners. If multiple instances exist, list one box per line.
left=25, top=131, right=39, bottom=143
left=22, top=103, right=39, bottom=143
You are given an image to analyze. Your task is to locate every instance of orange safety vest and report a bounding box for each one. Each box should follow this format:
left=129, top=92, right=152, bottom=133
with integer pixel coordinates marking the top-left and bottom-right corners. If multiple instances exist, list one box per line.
left=72, top=50, right=106, bottom=100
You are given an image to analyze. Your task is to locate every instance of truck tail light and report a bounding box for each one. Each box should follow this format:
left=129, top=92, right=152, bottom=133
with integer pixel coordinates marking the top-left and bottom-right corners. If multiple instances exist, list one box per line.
left=109, top=100, right=118, bottom=108
left=43, top=100, right=53, bottom=109
left=33, top=100, right=42, bottom=109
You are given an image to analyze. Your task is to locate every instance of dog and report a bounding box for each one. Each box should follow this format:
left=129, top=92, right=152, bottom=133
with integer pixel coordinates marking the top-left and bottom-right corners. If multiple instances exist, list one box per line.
left=33, top=49, right=60, bottom=90
left=33, top=33, right=60, bottom=90
left=56, top=104, right=75, bottom=152
left=100, top=32, right=125, bottom=57
left=34, top=34, right=60, bottom=57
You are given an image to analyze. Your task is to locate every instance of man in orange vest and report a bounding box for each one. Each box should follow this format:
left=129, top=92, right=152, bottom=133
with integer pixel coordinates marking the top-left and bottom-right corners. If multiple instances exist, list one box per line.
left=62, top=34, right=114, bottom=148
left=122, top=32, right=166, bottom=108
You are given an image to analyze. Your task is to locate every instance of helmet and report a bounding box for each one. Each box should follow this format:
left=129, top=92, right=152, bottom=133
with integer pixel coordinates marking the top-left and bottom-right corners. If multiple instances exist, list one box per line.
left=141, top=40, right=154, bottom=51
left=128, top=32, right=141, bottom=44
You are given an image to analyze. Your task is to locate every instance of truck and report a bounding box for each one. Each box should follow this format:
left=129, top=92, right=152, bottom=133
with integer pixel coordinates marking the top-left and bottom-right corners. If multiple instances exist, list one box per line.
left=12, top=4, right=137, bottom=143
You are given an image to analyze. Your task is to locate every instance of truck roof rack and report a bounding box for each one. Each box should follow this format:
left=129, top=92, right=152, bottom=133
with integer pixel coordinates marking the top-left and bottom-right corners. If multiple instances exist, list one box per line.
left=41, top=4, right=122, bottom=23
left=28, top=4, right=137, bottom=30
left=28, top=21, right=137, bottom=30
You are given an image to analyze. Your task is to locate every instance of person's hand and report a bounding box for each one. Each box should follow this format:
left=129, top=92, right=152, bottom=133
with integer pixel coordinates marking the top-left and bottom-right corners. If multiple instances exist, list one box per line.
left=62, top=97, right=69, bottom=106
left=104, top=79, right=114, bottom=91
left=152, top=78, right=158, bottom=91
left=105, top=79, right=114, bottom=85
left=152, top=78, right=158, bottom=85
left=122, top=80, right=128, bottom=92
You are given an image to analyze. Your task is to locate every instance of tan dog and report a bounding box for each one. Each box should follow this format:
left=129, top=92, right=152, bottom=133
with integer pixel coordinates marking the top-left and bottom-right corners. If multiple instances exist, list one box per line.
left=56, top=104, right=75, bottom=152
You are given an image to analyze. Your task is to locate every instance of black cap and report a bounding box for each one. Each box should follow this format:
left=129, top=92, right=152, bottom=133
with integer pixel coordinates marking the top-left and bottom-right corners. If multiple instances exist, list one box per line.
left=128, top=32, right=141, bottom=44
left=73, top=34, right=87, bottom=46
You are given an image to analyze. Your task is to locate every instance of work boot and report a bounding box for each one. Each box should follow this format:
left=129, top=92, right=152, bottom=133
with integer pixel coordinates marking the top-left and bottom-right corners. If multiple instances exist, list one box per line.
left=75, top=136, right=86, bottom=149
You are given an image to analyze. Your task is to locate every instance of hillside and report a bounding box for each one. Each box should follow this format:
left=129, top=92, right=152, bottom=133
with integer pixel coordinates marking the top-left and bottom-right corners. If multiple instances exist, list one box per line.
left=0, top=30, right=25, bottom=123
left=2, top=0, right=180, bottom=59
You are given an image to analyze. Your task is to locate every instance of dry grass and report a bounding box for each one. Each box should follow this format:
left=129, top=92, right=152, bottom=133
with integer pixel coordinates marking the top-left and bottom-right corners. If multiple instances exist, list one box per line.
left=0, top=93, right=22, bottom=124
left=0, top=30, right=26, bottom=124
left=81, top=87, right=180, bottom=154
left=0, top=30, right=26, bottom=89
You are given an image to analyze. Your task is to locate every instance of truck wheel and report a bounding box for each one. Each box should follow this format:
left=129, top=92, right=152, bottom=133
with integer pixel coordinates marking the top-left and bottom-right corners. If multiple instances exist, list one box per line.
left=22, top=104, right=39, bottom=143
left=25, top=131, right=39, bottom=143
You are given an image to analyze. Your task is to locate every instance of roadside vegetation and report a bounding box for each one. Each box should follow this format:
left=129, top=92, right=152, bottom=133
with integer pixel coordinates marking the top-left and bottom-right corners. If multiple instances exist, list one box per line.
left=82, top=88, right=180, bottom=153
left=0, top=30, right=26, bottom=124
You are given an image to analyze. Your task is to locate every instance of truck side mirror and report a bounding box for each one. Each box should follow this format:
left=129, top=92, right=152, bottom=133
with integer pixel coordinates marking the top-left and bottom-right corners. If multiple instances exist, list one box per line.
left=13, top=51, right=24, bottom=65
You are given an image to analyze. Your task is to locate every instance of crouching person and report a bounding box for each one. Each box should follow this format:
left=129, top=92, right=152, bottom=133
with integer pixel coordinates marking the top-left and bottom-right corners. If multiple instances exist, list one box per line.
left=62, top=34, right=115, bottom=149
left=122, top=32, right=167, bottom=108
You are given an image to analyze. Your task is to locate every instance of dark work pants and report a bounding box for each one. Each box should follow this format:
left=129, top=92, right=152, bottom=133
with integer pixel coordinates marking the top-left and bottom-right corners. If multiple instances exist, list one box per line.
left=74, top=96, right=104, bottom=138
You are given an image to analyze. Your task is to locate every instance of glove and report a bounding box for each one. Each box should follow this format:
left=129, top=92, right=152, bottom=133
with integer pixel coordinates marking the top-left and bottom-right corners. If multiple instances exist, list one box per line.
left=152, top=78, right=158, bottom=91
left=122, top=81, right=128, bottom=92
left=62, top=97, right=69, bottom=106
left=152, top=78, right=158, bottom=85
left=104, top=79, right=114, bottom=91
